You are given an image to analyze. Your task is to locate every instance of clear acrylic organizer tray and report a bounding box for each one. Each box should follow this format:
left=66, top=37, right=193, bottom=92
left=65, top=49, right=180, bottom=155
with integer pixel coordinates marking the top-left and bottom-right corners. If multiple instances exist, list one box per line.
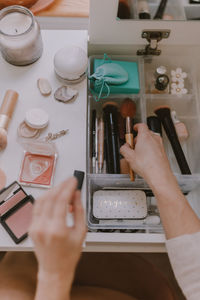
left=87, top=54, right=200, bottom=232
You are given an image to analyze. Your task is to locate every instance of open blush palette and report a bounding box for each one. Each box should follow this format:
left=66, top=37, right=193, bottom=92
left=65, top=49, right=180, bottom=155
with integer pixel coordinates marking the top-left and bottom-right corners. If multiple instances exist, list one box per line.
left=0, top=181, right=34, bottom=244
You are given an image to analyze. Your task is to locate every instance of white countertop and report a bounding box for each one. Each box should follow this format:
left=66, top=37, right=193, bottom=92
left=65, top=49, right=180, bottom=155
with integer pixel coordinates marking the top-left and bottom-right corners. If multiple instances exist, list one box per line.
left=0, top=30, right=88, bottom=250
left=0, top=29, right=168, bottom=253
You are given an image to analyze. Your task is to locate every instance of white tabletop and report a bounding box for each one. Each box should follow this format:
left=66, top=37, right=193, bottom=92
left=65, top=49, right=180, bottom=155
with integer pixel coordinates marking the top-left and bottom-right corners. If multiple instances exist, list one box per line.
left=0, top=30, right=88, bottom=250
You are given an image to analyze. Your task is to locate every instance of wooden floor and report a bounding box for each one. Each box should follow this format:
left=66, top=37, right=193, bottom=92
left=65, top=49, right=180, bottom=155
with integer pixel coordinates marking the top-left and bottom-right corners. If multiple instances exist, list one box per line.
left=0, top=252, right=185, bottom=300
left=37, top=0, right=89, bottom=17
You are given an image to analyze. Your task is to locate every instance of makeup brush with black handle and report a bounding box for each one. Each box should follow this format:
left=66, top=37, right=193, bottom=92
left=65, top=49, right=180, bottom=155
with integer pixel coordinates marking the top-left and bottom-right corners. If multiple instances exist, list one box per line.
left=154, top=0, right=168, bottom=19
left=120, top=98, right=137, bottom=181
left=147, top=116, right=162, bottom=137
left=154, top=106, right=191, bottom=175
left=103, top=102, right=120, bottom=174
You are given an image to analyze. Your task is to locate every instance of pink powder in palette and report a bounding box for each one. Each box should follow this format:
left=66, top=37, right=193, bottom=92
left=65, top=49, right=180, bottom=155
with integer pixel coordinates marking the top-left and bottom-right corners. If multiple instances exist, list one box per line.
left=0, top=182, right=35, bottom=244
left=5, top=202, right=33, bottom=239
left=0, top=190, right=26, bottom=216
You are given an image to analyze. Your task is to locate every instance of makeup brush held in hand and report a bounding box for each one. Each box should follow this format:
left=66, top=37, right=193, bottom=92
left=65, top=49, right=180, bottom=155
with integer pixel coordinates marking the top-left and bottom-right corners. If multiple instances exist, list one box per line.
left=120, top=98, right=137, bottom=181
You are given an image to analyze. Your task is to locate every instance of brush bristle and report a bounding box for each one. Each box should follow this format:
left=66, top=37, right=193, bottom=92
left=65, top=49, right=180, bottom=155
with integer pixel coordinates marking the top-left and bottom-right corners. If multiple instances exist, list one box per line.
left=120, top=98, right=136, bottom=118
left=102, top=101, right=119, bottom=109
left=154, top=105, right=171, bottom=117
left=154, top=105, right=170, bottom=113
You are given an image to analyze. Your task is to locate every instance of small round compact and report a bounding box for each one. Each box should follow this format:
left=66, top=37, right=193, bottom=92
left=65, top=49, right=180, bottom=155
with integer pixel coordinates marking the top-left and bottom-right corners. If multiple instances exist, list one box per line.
left=25, top=108, right=49, bottom=129
left=18, top=108, right=49, bottom=139
left=54, top=45, right=88, bottom=84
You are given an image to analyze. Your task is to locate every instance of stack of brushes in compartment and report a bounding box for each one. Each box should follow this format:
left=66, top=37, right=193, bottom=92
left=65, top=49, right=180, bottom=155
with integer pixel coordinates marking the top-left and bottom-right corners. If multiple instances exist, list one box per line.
left=91, top=99, right=137, bottom=180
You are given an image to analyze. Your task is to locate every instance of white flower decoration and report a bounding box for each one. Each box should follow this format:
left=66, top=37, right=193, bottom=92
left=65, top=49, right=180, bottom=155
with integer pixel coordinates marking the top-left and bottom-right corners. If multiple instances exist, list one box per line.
left=171, top=82, right=188, bottom=95
left=171, top=68, right=187, bottom=83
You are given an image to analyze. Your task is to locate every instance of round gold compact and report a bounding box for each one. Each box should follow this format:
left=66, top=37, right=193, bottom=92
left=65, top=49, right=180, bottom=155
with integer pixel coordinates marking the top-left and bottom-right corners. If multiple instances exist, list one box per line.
left=18, top=122, right=40, bottom=139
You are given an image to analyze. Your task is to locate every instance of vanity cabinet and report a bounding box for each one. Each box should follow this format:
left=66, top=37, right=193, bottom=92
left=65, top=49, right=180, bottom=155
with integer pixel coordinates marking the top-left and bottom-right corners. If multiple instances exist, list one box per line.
left=0, top=0, right=200, bottom=252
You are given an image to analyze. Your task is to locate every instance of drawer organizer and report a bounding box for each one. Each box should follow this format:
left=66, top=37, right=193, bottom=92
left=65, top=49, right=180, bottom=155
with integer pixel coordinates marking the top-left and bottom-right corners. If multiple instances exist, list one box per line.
left=128, top=0, right=200, bottom=21
left=87, top=54, right=200, bottom=233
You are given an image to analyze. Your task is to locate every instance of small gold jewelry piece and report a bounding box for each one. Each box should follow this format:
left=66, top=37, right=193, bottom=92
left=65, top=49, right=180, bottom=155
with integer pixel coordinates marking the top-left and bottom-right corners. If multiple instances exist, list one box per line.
left=45, top=129, right=69, bottom=141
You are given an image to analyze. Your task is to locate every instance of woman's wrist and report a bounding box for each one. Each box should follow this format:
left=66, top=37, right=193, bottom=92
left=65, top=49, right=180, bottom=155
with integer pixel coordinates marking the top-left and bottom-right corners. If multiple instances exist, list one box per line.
left=38, top=268, right=74, bottom=285
left=35, top=269, right=73, bottom=300
left=144, top=169, right=180, bottom=199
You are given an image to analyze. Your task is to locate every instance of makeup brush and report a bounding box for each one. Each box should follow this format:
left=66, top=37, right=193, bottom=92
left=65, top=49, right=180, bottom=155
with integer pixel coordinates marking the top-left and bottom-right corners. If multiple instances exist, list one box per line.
left=103, top=102, right=120, bottom=174
left=120, top=98, right=136, bottom=181
left=154, top=0, right=168, bottom=19
left=0, top=90, right=18, bottom=150
left=154, top=106, right=191, bottom=175
left=117, top=0, right=131, bottom=19
left=91, top=110, right=97, bottom=173
left=147, top=116, right=162, bottom=136
left=98, top=117, right=104, bottom=173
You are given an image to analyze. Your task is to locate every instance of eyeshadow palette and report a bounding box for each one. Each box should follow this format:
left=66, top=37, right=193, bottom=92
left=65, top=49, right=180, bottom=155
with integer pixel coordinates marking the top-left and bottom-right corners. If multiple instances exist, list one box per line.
left=0, top=181, right=34, bottom=244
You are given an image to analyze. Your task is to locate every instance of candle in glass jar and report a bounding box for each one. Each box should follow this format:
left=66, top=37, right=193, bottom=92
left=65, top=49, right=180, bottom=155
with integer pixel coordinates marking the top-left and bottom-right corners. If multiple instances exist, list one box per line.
left=0, top=6, right=43, bottom=66
left=0, top=12, right=32, bottom=35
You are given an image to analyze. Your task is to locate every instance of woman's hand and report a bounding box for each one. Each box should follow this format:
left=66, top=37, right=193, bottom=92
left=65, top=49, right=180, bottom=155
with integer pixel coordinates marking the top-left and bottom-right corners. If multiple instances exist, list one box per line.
left=29, top=177, right=86, bottom=289
left=120, top=123, right=173, bottom=187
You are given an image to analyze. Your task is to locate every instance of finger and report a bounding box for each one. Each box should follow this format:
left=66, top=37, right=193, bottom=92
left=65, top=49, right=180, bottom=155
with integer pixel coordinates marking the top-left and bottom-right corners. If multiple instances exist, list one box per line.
left=120, top=143, right=136, bottom=162
left=134, top=136, right=138, bottom=146
left=53, top=177, right=78, bottom=220
left=72, top=191, right=86, bottom=239
left=133, top=123, right=149, bottom=134
left=32, top=179, right=71, bottom=220
left=68, top=204, right=73, bottom=213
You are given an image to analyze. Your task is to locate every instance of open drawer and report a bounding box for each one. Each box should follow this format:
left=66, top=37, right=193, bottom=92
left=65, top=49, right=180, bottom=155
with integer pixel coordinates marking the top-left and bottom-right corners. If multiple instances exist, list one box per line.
left=84, top=0, right=200, bottom=251
left=86, top=53, right=200, bottom=241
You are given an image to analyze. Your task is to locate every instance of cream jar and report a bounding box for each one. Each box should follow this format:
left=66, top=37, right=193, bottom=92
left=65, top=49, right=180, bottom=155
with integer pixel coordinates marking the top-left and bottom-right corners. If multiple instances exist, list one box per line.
left=54, top=45, right=88, bottom=84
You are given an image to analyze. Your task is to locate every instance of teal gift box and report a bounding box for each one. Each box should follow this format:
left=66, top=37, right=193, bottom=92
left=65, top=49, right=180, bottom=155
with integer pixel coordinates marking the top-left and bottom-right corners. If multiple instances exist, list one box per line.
left=93, top=58, right=140, bottom=94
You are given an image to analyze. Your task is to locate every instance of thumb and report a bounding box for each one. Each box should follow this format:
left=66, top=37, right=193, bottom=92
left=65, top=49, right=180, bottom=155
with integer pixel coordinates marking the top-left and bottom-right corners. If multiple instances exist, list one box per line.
left=120, top=143, right=136, bottom=163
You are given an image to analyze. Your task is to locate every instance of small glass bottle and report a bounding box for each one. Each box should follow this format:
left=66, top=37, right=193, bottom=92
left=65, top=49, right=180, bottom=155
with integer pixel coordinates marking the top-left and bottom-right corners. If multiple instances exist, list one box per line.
left=0, top=5, right=43, bottom=66
left=150, top=66, right=170, bottom=94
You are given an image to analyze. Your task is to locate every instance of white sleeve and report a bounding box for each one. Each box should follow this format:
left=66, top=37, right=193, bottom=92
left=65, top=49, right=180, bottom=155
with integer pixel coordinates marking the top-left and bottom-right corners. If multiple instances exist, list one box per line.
left=166, top=232, right=200, bottom=300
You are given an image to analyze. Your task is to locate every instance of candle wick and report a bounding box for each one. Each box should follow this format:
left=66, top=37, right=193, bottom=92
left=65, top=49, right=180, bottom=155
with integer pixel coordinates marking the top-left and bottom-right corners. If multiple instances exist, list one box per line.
left=15, top=29, right=18, bottom=33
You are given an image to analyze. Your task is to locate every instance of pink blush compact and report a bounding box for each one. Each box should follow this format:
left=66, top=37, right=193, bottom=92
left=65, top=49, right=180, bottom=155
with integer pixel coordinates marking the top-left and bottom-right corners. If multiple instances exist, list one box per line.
left=0, top=181, right=34, bottom=244
left=5, top=202, right=33, bottom=239
left=19, top=153, right=55, bottom=187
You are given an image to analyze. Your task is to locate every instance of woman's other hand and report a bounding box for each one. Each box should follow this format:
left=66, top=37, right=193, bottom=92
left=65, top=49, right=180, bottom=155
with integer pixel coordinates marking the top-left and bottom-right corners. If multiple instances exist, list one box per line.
left=29, top=177, right=86, bottom=288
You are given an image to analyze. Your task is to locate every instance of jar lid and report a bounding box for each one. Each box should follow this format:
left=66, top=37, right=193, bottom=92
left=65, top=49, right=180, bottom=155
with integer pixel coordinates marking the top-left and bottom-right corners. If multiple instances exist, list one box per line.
left=54, top=46, right=88, bottom=81
left=156, top=66, right=167, bottom=75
